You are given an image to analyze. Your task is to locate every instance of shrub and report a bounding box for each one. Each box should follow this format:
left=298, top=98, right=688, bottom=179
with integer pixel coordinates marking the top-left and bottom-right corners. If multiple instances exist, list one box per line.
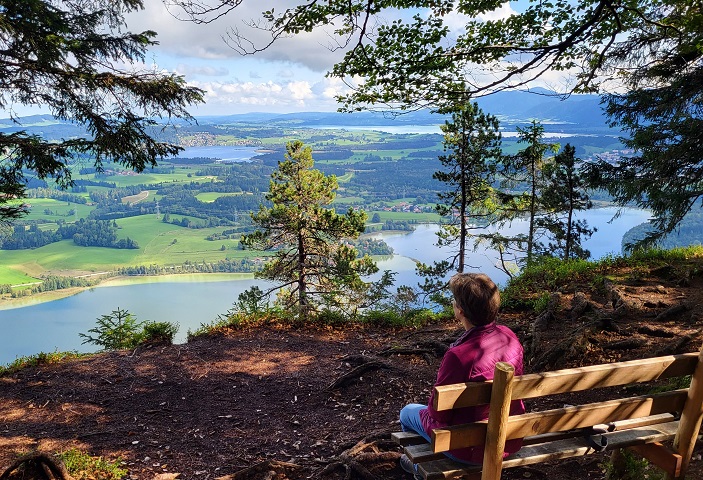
left=0, top=351, right=84, bottom=376
left=141, top=321, right=179, bottom=345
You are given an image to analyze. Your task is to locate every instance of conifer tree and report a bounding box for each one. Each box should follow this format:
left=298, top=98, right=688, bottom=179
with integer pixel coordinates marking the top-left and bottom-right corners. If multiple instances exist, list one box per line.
left=241, top=141, right=377, bottom=314
left=0, top=0, right=203, bottom=222
left=537, top=144, right=596, bottom=260
left=485, top=122, right=558, bottom=272
left=417, top=103, right=501, bottom=300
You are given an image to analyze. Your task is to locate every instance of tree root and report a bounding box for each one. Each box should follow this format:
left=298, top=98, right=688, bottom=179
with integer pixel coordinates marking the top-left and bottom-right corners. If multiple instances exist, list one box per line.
left=327, top=361, right=392, bottom=390
left=315, top=433, right=401, bottom=480
left=0, top=453, right=75, bottom=480
left=216, top=460, right=303, bottom=480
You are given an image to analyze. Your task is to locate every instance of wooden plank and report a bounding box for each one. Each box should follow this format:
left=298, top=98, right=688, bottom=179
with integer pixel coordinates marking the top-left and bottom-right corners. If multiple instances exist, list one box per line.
left=499, top=421, right=679, bottom=468
left=520, top=413, right=676, bottom=446
left=434, top=353, right=699, bottom=411
left=418, top=422, right=678, bottom=479
left=482, top=362, right=514, bottom=480
left=672, top=345, right=703, bottom=478
left=419, top=458, right=481, bottom=480
left=628, top=442, right=682, bottom=478
left=405, top=443, right=446, bottom=462
left=392, top=431, right=427, bottom=446
left=433, top=390, right=686, bottom=453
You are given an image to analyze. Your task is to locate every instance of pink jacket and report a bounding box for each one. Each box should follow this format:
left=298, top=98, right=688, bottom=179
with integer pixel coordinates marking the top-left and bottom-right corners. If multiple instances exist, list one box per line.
left=420, top=322, right=525, bottom=463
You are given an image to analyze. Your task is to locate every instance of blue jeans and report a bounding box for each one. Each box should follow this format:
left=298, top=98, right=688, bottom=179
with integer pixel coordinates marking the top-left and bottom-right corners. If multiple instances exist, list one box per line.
left=399, top=403, right=477, bottom=465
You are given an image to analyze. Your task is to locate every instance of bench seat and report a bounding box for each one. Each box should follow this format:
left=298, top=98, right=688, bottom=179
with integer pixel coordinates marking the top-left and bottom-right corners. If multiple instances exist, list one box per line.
left=395, top=419, right=680, bottom=479
left=391, top=347, right=703, bottom=479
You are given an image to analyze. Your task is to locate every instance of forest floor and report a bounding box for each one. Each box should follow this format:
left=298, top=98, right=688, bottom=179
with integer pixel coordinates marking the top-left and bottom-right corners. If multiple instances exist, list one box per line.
left=2, top=257, right=703, bottom=480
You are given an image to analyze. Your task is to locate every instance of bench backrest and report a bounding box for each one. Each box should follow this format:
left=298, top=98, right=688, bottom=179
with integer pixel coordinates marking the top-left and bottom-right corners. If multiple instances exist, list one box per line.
left=430, top=347, right=703, bottom=479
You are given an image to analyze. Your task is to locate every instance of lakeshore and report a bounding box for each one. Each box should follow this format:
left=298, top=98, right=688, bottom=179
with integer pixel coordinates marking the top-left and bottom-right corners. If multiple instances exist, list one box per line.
left=0, top=272, right=256, bottom=311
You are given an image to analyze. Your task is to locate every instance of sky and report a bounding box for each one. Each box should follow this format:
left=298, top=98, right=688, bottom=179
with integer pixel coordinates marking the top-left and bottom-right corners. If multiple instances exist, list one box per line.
left=4, top=0, right=550, bottom=118
left=124, top=0, right=528, bottom=117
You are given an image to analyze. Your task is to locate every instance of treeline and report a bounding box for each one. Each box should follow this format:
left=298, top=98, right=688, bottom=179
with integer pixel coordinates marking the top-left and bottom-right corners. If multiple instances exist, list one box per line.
left=623, top=209, right=703, bottom=250
left=1, top=219, right=139, bottom=250
left=339, top=158, right=444, bottom=201
left=26, top=188, right=88, bottom=204
left=167, top=156, right=220, bottom=165
left=351, top=238, right=394, bottom=256
left=158, top=191, right=264, bottom=225
left=117, top=258, right=261, bottom=275
left=7, top=275, right=105, bottom=297
left=381, top=220, right=416, bottom=231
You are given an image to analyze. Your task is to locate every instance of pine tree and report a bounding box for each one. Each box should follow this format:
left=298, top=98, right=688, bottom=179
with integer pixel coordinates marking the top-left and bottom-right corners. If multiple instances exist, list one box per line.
left=241, top=141, right=377, bottom=315
left=417, top=103, right=501, bottom=301
left=0, top=0, right=203, bottom=222
left=537, top=144, right=596, bottom=260
left=494, top=122, right=559, bottom=268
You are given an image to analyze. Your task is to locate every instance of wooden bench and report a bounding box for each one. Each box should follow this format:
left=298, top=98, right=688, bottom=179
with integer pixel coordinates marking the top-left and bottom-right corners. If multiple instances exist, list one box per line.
left=393, top=346, right=703, bottom=479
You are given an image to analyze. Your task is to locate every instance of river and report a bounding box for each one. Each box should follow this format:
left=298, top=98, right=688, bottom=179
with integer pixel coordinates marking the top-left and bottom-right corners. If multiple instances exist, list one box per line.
left=0, top=207, right=650, bottom=365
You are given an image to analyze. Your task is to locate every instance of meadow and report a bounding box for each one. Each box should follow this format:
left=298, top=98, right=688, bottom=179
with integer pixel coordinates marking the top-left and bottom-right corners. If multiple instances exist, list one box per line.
left=0, top=124, right=624, bottom=287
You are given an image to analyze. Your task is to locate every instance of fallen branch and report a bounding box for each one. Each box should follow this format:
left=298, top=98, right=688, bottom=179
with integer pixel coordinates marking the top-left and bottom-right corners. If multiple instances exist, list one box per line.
left=315, top=434, right=400, bottom=480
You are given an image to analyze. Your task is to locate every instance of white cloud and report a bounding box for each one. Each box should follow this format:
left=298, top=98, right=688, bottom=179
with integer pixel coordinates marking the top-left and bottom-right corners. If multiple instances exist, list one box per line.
left=187, top=78, right=349, bottom=114
left=477, top=3, right=518, bottom=22
left=129, top=0, right=347, bottom=72
left=249, top=71, right=261, bottom=79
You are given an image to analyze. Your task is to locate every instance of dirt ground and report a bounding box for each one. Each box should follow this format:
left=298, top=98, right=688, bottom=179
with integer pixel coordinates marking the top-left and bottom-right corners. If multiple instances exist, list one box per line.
left=2, top=263, right=703, bottom=480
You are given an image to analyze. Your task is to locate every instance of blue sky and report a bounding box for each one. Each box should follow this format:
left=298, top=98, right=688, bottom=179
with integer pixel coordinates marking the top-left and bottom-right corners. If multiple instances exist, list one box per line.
left=7, top=0, right=559, bottom=118
left=126, top=0, right=545, bottom=116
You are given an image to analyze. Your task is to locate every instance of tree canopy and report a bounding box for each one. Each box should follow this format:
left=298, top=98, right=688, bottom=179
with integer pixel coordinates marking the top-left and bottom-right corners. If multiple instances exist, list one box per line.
left=0, top=0, right=203, bottom=222
left=172, top=0, right=703, bottom=245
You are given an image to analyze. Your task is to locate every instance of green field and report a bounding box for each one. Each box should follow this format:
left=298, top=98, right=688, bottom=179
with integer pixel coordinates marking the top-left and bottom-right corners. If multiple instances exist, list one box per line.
left=0, top=264, right=39, bottom=285
left=0, top=214, right=256, bottom=283
left=195, top=192, right=242, bottom=203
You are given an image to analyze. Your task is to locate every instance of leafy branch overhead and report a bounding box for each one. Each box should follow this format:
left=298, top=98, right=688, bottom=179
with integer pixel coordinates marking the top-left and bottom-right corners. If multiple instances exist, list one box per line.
left=0, top=0, right=203, bottom=222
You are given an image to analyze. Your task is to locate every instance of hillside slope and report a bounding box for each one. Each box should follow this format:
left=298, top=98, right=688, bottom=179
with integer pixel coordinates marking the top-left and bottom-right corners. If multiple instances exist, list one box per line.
left=2, top=256, right=703, bottom=480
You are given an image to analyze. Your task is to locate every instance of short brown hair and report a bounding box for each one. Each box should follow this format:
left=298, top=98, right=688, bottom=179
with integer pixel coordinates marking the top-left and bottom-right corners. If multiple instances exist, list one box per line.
left=449, top=273, right=500, bottom=326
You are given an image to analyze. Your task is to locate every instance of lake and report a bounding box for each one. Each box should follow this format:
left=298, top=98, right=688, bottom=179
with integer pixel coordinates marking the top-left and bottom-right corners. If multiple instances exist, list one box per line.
left=179, top=145, right=262, bottom=163
left=0, top=207, right=650, bottom=365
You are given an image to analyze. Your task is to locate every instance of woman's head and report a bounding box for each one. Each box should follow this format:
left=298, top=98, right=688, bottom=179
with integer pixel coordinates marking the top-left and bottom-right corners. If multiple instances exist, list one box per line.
left=449, top=273, right=500, bottom=326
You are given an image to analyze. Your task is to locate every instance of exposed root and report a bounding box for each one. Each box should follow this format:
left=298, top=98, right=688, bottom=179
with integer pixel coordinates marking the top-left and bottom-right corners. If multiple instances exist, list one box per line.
left=315, top=434, right=401, bottom=480
left=0, top=453, right=75, bottom=480
left=216, top=460, right=303, bottom=480
left=327, top=361, right=392, bottom=390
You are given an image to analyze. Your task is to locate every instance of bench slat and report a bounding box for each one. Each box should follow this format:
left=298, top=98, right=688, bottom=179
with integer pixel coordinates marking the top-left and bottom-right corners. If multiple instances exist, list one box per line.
left=434, top=353, right=699, bottom=411
left=433, top=390, right=686, bottom=452
left=391, top=431, right=426, bottom=446
left=419, top=421, right=680, bottom=480
left=392, top=413, right=677, bottom=463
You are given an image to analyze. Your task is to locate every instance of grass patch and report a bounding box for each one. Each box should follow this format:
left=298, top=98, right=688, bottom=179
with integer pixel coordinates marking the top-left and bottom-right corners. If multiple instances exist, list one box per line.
left=195, top=192, right=243, bottom=203
left=58, top=448, right=127, bottom=480
left=0, top=265, right=39, bottom=285
left=501, top=246, right=703, bottom=310
left=0, top=351, right=85, bottom=375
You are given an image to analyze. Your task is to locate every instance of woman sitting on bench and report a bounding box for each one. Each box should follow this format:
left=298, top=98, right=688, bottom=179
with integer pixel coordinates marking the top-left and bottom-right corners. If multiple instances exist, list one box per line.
left=399, top=273, right=525, bottom=476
